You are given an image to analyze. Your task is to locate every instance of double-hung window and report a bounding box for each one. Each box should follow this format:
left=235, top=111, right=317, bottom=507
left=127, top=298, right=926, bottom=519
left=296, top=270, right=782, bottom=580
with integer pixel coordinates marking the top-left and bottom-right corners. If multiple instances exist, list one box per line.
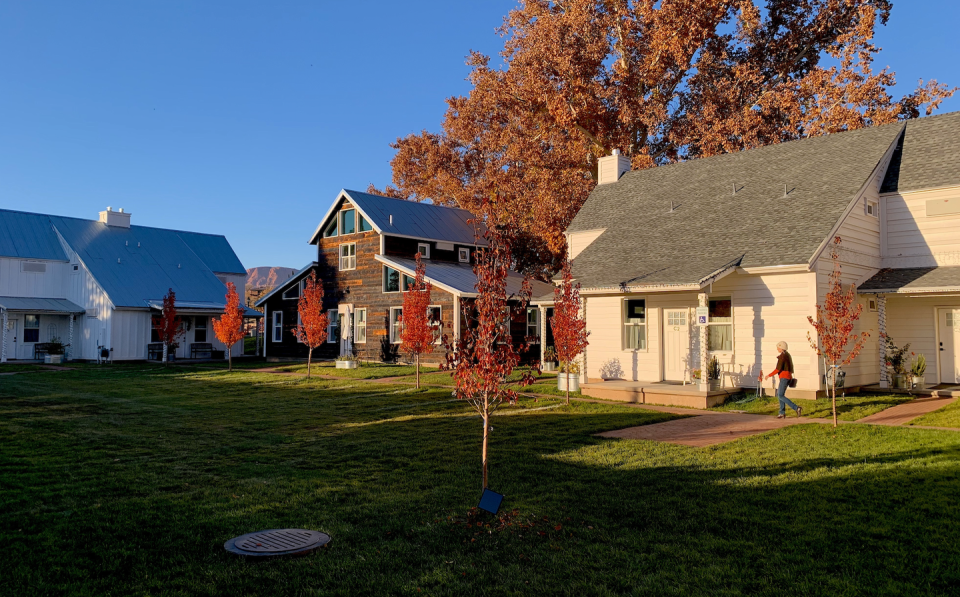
left=707, top=298, right=733, bottom=351
left=526, top=308, right=539, bottom=340
left=390, top=308, right=404, bottom=343
left=23, top=314, right=40, bottom=343
left=272, top=311, right=283, bottom=342
left=340, top=209, right=356, bottom=235
left=427, top=306, right=442, bottom=343
left=354, top=308, right=367, bottom=343
left=340, top=243, right=356, bottom=271
left=623, top=299, right=646, bottom=350
left=194, top=317, right=207, bottom=342
left=327, top=309, right=339, bottom=343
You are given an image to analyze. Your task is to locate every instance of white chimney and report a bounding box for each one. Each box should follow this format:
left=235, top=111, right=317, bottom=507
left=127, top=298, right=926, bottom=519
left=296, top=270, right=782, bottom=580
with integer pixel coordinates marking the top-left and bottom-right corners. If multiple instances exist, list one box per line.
left=597, top=149, right=631, bottom=185
left=99, top=207, right=132, bottom=228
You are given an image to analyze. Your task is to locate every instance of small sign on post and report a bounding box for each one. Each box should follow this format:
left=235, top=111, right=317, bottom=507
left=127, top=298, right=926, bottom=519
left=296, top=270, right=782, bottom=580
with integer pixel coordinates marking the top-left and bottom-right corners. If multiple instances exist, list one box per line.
left=696, top=306, right=709, bottom=326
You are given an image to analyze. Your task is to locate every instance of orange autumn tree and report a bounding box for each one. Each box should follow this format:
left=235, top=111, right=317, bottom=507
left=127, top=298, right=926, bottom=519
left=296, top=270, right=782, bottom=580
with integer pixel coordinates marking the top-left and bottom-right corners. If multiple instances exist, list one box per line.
left=293, top=271, right=329, bottom=378
left=152, top=288, right=184, bottom=366
left=808, top=237, right=870, bottom=427
left=377, top=0, right=954, bottom=277
left=400, top=253, right=435, bottom=388
left=213, top=282, right=246, bottom=372
left=551, top=260, right=589, bottom=406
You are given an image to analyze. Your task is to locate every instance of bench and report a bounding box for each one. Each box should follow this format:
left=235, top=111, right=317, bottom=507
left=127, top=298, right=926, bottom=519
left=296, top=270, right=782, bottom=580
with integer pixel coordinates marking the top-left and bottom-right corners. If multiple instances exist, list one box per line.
left=147, top=343, right=163, bottom=361
left=34, top=343, right=54, bottom=360
left=190, top=343, right=213, bottom=359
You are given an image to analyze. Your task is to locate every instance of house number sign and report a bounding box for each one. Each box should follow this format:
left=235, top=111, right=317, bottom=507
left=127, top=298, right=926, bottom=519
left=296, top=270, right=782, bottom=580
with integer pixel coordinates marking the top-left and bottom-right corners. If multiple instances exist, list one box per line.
left=696, top=306, right=709, bottom=326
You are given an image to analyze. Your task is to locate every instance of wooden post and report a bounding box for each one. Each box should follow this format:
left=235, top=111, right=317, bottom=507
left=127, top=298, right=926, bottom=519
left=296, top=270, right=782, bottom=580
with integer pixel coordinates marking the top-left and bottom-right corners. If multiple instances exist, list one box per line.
left=698, top=293, right=708, bottom=386
left=68, top=314, right=74, bottom=361
left=1, top=308, right=7, bottom=363
left=878, top=295, right=888, bottom=389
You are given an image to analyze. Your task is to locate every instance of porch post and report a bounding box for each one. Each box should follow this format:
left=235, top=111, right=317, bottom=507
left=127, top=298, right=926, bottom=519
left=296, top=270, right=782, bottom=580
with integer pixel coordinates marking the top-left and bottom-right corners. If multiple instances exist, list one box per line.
left=698, top=293, right=708, bottom=384
left=878, top=294, right=888, bottom=389
left=1, top=308, right=7, bottom=363
left=539, top=305, right=547, bottom=364
left=68, top=315, right=74, bottom=361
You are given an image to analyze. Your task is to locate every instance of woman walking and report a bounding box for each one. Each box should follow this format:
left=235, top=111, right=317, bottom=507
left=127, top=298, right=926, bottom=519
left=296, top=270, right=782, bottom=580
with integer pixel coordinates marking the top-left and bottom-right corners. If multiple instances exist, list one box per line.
left=763, top=341, right=802, bottom=418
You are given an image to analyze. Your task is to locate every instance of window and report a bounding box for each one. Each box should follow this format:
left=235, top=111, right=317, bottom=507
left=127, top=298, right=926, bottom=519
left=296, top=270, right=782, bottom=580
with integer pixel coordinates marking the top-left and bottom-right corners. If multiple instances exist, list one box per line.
left=194, top=317, right=207, bottom=342
left=866, top=199, right=879, bottom=218
left=948, top=312, right=955, bottom=328
left=358, top=214, right=373, bottom=232
left=340, top=209, right=356, bottom=235
left=459, top=248, right=470, bottom=263
left=417, top=243, right=430, bottom=258
left=707, top=298, right=733, bottom=351
left=151, top=328, right=160, bottom=343
left=526, top=308, right=540, bottom=340
left=667, top=311, right=686, bottom=326
left=272, top=311, right=283, bottom=342
left=24, top=314, right=40, bottom=343
left=403, top=274, right=416, bottom=291
left=390, top=308, right=403, bottom=343
left=428, top=306, right=442, bottom=343
left=384, top=266, right=401, bottom=292
left=623, top=299, right=646, bottom=350
left=340, top=243, right=356, bottom=270
left=328, top=309, right=339, bottom=343
left=282, top=280, right=301, bottom=300
left=354, top=308, right=367, bottom=343
left=323, top=218, right=338, bottom=238
left=868, top=298, right=878, bottom=312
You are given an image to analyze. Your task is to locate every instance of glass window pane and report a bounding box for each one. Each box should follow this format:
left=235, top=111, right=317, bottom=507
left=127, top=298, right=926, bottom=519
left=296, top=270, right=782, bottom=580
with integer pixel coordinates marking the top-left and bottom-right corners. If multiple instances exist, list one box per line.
left=708, top=325, right=733, bottom=351
left=709, top=299, right=732, bottom=321
left=626, top=300, right=645, bottom=323
left=24, top=315, right=39, bottom=328
left=402, top=275, right=415, bottom=291
left=324, top=218, right=338, bottom=237
left=625, top=325, right=645, bottom=350
left=341, top=210, right=356, bottom=235
left=358, top=214, right=373, bottom=232
left=384, top=267, right=400, bottom=292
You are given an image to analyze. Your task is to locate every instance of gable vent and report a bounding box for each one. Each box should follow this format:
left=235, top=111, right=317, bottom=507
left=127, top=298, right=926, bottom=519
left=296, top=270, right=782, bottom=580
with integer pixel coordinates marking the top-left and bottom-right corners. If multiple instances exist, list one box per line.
left=21, top=261, right=47, bottom=273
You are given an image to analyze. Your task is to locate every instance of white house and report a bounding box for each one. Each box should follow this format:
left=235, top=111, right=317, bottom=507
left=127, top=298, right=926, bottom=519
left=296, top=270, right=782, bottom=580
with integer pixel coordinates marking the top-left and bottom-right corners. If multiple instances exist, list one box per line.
left=561, top=111, right=960, bottom=407
left=0, top=207, right=256, bottom=362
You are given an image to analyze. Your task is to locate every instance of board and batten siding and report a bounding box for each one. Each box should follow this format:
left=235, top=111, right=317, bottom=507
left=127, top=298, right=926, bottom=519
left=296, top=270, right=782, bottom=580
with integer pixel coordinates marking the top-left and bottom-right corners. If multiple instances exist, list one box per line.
left=0, top=257, right=68, bottom=299
left=883, top=185, right=960, bottom=267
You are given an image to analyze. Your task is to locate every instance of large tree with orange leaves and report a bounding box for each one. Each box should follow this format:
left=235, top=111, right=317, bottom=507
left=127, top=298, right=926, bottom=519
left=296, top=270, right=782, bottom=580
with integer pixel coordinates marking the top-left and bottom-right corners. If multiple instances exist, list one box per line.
left=213, top=282, right=246, bottom=372
left=400, top=253, right=436, bottom=389
left=377, top=0, right=954, bottom=276
left=293, top=271, right=329, bottom=379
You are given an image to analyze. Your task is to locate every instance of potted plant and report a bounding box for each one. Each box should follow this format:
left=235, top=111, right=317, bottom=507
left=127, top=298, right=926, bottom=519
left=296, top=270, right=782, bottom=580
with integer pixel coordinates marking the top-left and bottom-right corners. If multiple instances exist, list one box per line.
left=335, top=354, right=358, bottom=369
left=167, top=342, right=179, bottom=362
left=707, top=356, right=722, bottom=391
left=542, top=347, right=557, bottom=372
left=45, top=337, right=66, bottom=364
left=911, top=354, right=927, bottom=391
left=558, top=361, right=580, bottom=392
left=883, top=336, right=911, bottom=389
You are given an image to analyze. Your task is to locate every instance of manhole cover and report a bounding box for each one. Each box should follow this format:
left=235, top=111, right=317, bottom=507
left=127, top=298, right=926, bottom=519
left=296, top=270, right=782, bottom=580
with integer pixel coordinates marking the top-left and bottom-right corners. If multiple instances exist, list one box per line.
left=224, top=529, right=330, bottom=557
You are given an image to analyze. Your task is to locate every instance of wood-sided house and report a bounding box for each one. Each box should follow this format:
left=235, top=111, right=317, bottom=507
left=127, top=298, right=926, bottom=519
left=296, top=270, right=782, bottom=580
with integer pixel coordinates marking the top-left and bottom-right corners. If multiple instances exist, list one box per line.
left=256, top=190, right=554, bottom=363
left=563, top=111, right=960, bottom=407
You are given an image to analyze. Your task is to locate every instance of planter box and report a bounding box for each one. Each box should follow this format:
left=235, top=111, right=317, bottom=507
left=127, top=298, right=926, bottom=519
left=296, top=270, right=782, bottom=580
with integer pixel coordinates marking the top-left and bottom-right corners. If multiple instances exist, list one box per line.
left=912, top=376, right=926, bottom=391
left=44, top=355, right=62, bottom=364
left=558, top=373, right=580, bottom=392
left=542, top=362, right=556, bottom=372
left=336, top=360, right=358, bottom=369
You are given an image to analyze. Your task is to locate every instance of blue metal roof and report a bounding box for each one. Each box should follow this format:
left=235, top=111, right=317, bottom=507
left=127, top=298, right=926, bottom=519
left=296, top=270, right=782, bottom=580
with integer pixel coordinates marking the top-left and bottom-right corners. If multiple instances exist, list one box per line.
left=0, top=209, right=68, bottom=261
left=176, top=230, right=246, bottom=274
left=0, top=296, right=86, bottom=313
left=375, top=255, right=555, bottom=299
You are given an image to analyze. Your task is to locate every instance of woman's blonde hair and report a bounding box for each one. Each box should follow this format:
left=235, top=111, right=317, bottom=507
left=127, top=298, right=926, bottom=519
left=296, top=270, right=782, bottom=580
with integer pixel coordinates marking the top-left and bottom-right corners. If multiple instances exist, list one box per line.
left=777, top=341, right=788, bottom=351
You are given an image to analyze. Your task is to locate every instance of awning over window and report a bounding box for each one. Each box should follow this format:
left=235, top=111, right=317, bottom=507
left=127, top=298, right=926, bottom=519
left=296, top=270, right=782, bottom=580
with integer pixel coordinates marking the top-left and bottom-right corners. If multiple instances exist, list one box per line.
left=0, top=297, right=86, bottom=314
left=858, top=267, right=960, bottom=294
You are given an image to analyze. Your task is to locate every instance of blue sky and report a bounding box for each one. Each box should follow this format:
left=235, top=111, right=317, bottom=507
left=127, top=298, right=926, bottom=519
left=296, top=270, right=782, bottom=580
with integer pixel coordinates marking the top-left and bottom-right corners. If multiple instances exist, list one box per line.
left=1, top=1, right=957, bottom=270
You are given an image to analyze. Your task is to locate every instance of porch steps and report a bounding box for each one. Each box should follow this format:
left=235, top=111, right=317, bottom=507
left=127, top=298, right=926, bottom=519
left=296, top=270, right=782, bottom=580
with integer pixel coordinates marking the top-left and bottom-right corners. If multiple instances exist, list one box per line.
left=580, top=380, right=739, bottom=409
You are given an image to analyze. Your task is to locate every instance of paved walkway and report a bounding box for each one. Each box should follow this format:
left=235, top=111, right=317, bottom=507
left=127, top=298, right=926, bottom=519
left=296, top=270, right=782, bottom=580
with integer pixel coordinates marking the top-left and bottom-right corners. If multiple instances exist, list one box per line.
left=858, top=397, right=957, bottom=426
left=597, top=412, right=829, bottom=447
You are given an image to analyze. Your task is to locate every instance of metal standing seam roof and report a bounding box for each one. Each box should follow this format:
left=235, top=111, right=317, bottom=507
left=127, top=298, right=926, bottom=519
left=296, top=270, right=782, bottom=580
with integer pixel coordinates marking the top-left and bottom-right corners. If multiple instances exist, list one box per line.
left=0, top=296, right=86, bottom=313
left=858, top=267, right=960, bottom=293
left=375, top=255, right=555, bottom=299
left=565, top=120, right=907, bottom=290
left=881, top=110, right=960, bottom=194
left=310, top=190, right=488, bottom=246
left=253, top=261, right=318, bottom=307
left=0, top=210, right=68, bottom=261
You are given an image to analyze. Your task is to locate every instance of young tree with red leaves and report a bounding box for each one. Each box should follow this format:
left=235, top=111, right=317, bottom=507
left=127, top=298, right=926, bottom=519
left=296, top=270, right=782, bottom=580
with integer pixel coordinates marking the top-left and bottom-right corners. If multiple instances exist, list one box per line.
left=293, top=271, right=329, bottom=379
left=551, top=260, right=589, bottom=405
left=152, top=288, right=184, bottom=366
left=443, top=225, right=537, bottom=489
left=808, top=237, right=870, bottom=427
left=400, top=253, right=435, bottom=388
left=213, top=282, right=246, bottom=372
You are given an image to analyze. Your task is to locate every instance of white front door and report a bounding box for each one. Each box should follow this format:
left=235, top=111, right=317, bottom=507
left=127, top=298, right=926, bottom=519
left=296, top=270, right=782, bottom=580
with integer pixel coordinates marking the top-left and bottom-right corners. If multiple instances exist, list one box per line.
left=5, top=320, right=17, bottom=360
left=938, top=308, right=960, bottom=384
left=338, top=304, right=353, bottom=357
left=663, top=310, right=691, bottom=382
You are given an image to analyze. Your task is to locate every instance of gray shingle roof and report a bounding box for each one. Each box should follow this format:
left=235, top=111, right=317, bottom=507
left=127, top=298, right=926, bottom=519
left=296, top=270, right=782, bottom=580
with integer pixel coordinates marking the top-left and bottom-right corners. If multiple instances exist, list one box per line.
left=567, top=121, right=906, bottom=289
left=881, top=111, right=960, bottom=193
left=376, top=255, right=555, bottom=299
left=858, top=267, right=960, bottom=293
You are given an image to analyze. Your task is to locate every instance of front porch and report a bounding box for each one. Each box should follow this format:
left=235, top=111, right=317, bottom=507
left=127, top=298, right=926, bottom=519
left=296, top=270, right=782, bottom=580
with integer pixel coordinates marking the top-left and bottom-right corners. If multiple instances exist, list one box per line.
left=580, top=379, right=740, bottom=409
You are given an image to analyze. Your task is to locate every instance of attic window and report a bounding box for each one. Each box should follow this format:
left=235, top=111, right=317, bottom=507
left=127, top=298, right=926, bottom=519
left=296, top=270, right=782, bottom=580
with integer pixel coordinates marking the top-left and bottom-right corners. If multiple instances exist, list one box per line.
left=865, top=199, right=879, bottom=218
left=359, top=214, right=373, bottom=232
left=340, top=209, right=356, bottom=235
left=282, top=280, right=302, bottom=300
left=323, top=218, right=338, bottom=238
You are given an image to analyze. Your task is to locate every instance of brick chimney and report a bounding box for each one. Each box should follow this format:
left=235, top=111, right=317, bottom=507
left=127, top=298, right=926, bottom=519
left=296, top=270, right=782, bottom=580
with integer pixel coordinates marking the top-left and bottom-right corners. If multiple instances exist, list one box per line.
left=597, top=149, right=631, bottom=185
left=99, top=207, right=131, bottom=228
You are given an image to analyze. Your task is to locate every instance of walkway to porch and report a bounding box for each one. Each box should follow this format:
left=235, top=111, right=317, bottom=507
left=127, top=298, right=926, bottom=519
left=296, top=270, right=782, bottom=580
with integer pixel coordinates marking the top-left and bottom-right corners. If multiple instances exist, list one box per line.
left=580, top=380, right=739, bottom=409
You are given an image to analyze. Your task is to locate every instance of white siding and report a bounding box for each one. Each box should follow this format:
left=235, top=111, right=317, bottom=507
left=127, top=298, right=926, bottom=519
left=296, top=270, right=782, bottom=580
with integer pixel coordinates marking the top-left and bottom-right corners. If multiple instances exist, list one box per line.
left=885, top=296, right=960, bottom=384
left=0, top=257, right=68, bottom=298
left=883, top=186, right=960, bottom=267
left=111, top=310, right=151, bottom=360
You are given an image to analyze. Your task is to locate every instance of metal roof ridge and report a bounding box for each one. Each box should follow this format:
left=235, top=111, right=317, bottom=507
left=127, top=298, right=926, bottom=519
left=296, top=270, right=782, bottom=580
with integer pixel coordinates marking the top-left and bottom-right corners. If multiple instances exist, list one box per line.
left=343, top=189, right=472, bottom=213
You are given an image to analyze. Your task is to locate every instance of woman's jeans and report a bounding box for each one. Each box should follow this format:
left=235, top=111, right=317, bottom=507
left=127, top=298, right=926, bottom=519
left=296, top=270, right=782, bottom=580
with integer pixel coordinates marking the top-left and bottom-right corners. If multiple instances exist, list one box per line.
left=777, top=377, right=799, bottom=415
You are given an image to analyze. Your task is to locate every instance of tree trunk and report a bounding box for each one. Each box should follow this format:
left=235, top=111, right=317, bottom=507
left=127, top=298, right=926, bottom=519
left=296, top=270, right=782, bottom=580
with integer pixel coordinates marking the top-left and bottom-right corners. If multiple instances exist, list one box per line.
left=416, top=353, right=420, bottom=389
left=228, top=349, right=232, bottom=372
left=481, top=406, right=489, bottom=489
left=162, top=343, right=168, bottom=367
left=307, top=347, right=312, bottom=379
left=831, top=368, right=838, bottom=427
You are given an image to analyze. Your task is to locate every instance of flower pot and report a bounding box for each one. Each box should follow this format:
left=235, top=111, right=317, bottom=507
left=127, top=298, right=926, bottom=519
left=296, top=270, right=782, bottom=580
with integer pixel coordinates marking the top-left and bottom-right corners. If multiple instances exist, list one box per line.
left=557, top=373, right=579, bottom=392
left=44, top=354, right=62, bottom=364
left=336, top=360, right=358, bottom=369
left=697, top=381, right=710, bottom=392
left=542, top=362, right=556, bottom=372
left=891, top=374, right=906, bottom=389
left=912, top=376, right=926, bottom=391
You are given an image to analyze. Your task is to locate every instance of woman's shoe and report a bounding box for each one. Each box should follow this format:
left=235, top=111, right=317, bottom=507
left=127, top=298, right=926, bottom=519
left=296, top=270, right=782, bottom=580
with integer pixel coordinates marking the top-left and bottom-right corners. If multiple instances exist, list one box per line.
left=777, top=414, right=785, bottom=419
left=796, top=407, right=803, bottom=417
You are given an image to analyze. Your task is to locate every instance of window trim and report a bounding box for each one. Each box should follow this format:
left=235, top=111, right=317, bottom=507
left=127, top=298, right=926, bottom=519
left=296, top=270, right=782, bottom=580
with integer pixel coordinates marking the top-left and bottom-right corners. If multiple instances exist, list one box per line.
left=272, top=311, right=283, bottom=343
left=622, top=298, right=647, bottom=352
left=354, top=308, right=367, bottom=344
left=194, top=316, right=207, bottom=343
left=458, top=248, right=470, bottom=263
left=339, top=242, right=357, bottom=271
left=340, top=209, right=357, bottom=235
left=327, top=309, right=339, bottom=343
left=390, top=307, right=404, bottom=344
left=865, top=198, right=879, bottom=218
left=282, top=280, right=302, bottom=300
left=706, top=296, right=733, bottom=353
left=417, top=243, right=430, bottom=259
left=383, top=266, right=401, bottom=293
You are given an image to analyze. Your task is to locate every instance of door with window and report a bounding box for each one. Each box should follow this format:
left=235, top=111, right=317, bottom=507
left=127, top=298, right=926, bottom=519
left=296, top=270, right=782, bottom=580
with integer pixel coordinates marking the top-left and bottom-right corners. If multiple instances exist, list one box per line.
left=337, top=305, right=352, bottom=356
left=938, top=309, right=960, bottom=384
left=6, top=320, right=17, bottom=360
left=663, top=310, right=691, bottom=382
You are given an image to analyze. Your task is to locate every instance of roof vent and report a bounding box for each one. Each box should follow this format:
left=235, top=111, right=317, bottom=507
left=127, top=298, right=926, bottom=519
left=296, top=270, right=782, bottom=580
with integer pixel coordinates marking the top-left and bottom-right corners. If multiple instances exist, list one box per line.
left=598, top=149, right=631, bottom=185
left=667, top=201, right=679, bottom=213
left=99, top=207, right=132, bottom=228
left=389, top=214, right=393, bottom=226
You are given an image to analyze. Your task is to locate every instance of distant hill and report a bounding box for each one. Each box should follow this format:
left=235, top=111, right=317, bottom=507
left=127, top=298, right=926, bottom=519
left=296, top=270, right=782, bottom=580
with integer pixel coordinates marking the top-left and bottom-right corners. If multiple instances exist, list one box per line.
left=246, top=266, right=298, bottom=290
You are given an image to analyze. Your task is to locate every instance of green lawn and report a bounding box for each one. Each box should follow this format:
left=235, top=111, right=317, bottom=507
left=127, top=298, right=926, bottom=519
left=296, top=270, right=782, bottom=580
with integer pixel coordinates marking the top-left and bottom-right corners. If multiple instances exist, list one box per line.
left=910, top=399, right=960, bottom=428
left=276, top=361, right=421, bottom=379
left=713, top=392, right=914, bottom=421
left=0, top=364, right=49, bottom=373
left=3, top=368, right=960, bottom=595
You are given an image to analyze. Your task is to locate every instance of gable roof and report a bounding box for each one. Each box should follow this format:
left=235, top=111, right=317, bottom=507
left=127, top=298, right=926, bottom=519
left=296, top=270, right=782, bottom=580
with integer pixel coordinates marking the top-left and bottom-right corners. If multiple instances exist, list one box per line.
left=0, top=208, right=247, bottom=309
left=566, top=121, right=906, bottom=290
left=253, top=261, right=318, bottom=307
left=880, top=110, right=960, bottom=194
left=308, top=189, right=485, bottom=246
